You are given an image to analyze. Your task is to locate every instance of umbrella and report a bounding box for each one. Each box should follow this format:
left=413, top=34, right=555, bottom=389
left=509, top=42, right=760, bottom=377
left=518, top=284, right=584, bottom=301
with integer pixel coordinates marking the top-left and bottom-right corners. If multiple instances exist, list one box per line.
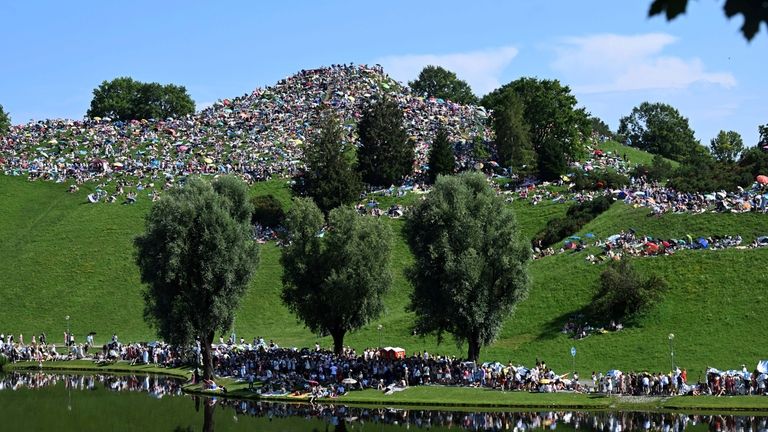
left=203, top=157, right=213, bottom=164
left=112, top=162, right=124, bottom=167
left=341, top=378, right=357, bottom=385
left=585, top=233, right=595, bottom=239
left=757, top=175, right=768, bottom=185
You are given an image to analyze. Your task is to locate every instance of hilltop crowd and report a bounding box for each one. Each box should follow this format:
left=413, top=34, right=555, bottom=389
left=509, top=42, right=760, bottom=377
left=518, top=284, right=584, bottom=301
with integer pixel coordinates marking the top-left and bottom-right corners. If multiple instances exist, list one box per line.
left=0, top=64, right=489, bottom=203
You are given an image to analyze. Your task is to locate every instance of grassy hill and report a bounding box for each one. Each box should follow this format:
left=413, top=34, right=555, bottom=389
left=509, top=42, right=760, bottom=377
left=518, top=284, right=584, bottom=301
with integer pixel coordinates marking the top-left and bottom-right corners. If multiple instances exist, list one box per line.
left=1, top=175, right=766, bottom=379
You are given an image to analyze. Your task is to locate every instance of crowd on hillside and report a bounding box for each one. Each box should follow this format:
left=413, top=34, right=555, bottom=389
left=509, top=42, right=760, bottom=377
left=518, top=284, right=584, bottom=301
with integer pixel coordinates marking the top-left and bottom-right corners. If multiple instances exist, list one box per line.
left=0, top=64, right=489, bottom=204
left=4, top=332, right=767, bottom=398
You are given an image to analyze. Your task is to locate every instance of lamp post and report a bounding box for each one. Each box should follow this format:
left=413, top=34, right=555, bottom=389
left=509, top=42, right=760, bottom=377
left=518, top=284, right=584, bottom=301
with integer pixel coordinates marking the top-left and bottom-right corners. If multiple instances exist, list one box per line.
left=668, top=333, right=675, bottom=371
left=377, top=324, right=383, bottom=348
left=65, top=315, right=70, bottom=347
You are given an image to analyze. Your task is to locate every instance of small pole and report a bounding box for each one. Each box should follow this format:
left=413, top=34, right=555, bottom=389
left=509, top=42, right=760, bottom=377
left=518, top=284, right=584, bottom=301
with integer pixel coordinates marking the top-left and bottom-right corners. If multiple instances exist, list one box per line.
left=668, top=333, right=675, bottom=371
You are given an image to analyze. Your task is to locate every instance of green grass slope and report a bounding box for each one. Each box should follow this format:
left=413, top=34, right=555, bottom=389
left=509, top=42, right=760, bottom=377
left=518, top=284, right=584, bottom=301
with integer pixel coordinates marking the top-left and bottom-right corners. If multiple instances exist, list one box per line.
left=1, top=175, right=766, bottom=380
left=596, top=140, right=679, bottom=168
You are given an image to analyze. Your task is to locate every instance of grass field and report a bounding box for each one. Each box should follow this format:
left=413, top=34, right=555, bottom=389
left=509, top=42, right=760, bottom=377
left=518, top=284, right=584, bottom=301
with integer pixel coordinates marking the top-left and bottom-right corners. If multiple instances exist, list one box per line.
left=1, top=174, right=767, bottom=381
left=596, top=140, right=680, bottom=168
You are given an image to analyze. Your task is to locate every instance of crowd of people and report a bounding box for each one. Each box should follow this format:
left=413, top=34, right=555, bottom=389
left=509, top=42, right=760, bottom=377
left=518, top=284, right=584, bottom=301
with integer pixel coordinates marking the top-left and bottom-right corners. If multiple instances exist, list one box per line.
left=0, top=64, right=489, bottom=204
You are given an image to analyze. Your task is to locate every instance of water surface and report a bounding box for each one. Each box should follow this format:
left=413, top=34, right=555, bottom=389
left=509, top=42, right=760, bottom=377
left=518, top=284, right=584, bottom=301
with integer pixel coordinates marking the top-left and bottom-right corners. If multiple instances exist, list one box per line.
left=0, top=372, right=765, bottom=431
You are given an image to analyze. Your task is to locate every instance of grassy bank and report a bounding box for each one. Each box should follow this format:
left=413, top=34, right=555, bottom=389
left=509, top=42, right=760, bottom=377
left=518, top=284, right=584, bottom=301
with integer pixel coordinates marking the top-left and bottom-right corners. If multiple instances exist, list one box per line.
left=1, top=175, right=767, bottom=380
left=4, top=360, right=192, bottom=380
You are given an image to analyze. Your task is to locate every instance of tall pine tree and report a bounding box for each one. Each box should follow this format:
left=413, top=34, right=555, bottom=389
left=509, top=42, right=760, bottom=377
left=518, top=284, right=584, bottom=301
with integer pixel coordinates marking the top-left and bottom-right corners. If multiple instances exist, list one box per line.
left=491, top=91, right=533, bottom=176
left=295, top=111, right=362, bottom=214
left=357, top=98, right=414, bottom=186
left=427, top=127, right=455, bottom=183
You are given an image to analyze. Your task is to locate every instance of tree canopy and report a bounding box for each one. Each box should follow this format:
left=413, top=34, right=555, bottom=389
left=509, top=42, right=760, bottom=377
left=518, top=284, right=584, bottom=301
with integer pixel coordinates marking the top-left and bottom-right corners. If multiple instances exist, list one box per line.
left=134, top=176, right=260, bottom=379
left=649, top=0, right=768, bottom=41
left=357, top=98, right=414, bottom=186
left=482, top=78, right=588, bottom=180
left=405, top=173, right=530, bottom=361
left=408, top=65, right=478, bottom=105
left=294, top=111, right=363, bottom=213
left=87, top=77, right=195, bottom=121
left=281, top=198, right=392, bottom=354
left=0, top=104, right=9, bottom=136
left=617, top=102, right=702, bottom=162
left=710, top=130, right=745, bottom=163
left=759, top=123, right=768, bottom=148
left=426, top=127, right=456, bottom=183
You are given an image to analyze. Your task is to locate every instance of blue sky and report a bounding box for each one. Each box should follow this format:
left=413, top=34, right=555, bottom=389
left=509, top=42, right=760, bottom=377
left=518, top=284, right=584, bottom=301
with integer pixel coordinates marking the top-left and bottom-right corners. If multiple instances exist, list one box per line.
left=2, top=1, right=765, bottom=145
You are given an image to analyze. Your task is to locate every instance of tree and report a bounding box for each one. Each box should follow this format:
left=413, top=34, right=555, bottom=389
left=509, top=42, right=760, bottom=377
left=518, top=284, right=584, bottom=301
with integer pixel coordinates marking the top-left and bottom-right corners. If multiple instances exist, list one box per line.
left=617, top=102, right=702, bottom=162
left=0, top=104, right=9, bottom=135
left=759, top=124, right=768, bottom=148
left=87, top=77, right=195, bottom=121
left=281, top=198, right=392, bottom=354
left=426, top=127, right=455, bottom=183
left=405, top=173, right=530, bottom=361
left=588, top=115, right=613, bottom=140
left=408, top=65, right=478, bottom=105
left=491, top=90, right=534, bottom=175
left=482, top=78, right=588, bottom=180
left=710, top=130, right=745, bottom=163
left=357, top=98, right=414, bottom=186
left=294, top=111, right=363, bottom=213
left=649, top=0, right=768, bottom=41
left=592, top=260, right=668, bottom=322
left=134, top=176, right=260, bottom=380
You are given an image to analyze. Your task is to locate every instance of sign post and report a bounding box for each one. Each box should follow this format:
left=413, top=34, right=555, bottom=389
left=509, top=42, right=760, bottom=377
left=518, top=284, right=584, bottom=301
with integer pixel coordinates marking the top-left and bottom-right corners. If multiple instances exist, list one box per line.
left=570, top=346, right=577, bottom=376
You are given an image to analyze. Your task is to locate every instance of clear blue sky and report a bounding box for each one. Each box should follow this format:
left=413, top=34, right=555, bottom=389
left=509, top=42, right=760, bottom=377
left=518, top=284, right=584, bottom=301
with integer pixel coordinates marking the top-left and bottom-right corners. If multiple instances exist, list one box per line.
left=2, top=1, right=765, bottom=145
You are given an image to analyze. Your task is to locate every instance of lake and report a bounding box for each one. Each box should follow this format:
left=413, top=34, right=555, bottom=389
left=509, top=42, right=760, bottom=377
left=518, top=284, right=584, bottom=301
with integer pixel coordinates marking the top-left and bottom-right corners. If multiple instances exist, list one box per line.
left=0, top=372, right=765, bottom=431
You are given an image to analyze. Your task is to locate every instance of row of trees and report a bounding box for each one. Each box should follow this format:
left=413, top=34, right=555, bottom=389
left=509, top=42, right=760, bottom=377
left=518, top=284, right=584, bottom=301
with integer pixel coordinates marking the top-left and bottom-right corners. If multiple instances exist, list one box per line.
left=135, top=171, right=530, bottom=379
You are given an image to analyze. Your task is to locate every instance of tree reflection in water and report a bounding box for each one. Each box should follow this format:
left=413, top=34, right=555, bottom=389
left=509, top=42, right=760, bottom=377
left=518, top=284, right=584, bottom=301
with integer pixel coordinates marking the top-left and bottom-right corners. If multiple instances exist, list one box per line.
left=2, top=372, right=767, bottom=431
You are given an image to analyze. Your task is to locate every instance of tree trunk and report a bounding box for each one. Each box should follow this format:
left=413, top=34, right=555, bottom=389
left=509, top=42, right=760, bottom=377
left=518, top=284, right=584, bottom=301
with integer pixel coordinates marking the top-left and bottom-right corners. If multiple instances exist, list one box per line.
left=331, top=329, right=346, bottom=356
left=203, top=401, right=215, bottom=432
left=467, top=334, right=481, bottom=362
left=201, top=331, right=215, bottom=380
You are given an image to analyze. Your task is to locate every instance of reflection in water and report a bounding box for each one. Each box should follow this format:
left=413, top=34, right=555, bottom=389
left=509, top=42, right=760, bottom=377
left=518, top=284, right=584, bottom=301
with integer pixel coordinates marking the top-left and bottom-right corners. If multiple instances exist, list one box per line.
left=211, top=398, right=768, bottom=431
left=1, top=372, right=767, bottom=431
left=0, top=371, right=183, bottom=397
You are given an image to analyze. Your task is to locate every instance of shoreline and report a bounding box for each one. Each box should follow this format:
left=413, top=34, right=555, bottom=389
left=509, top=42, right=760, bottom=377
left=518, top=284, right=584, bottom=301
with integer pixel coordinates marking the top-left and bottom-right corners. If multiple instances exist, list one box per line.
left=6, top=361, right=768, bottom=413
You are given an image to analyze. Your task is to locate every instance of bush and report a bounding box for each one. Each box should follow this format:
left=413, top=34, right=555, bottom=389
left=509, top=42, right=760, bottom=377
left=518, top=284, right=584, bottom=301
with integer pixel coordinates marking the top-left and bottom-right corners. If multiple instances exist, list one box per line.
left=570, top=170, right=628, bottom=191
left=591, top=260, right=668, bottom=322
left=250, top=194, right=285, bottom=228
left=533, top=196, right=614, bottom=248
left=632, top=155, right=674, bottom=181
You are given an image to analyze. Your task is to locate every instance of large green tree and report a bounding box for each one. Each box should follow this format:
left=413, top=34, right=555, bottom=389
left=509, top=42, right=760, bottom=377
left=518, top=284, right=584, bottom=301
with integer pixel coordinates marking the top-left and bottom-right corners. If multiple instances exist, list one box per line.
left=710, top=130, right=745, bottom=163
left=491, top=90, right=534, bottom=175
left=759, top=124, right=768, bottom=148
left=649, top=0, right=768, bottom=41
left=408, top=65, right=478, bottom=105
left=482, top=78, right=587, bottom=180
left=294, top=111, right=363, bottom=213
left=134, top=176, right=260, bottom=380
left=281, top=198, right=392, bottom=354
left=87, top=77, right=195, bottom=121
left=0, top=104, right=10, bottom=135
left=357, top=98, right=414, bottom=186
left=426, top=127, right=455, bottom=183
left=617, top=102, right=702, bottom=162
left=405, top=173, right=530, bottom=361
